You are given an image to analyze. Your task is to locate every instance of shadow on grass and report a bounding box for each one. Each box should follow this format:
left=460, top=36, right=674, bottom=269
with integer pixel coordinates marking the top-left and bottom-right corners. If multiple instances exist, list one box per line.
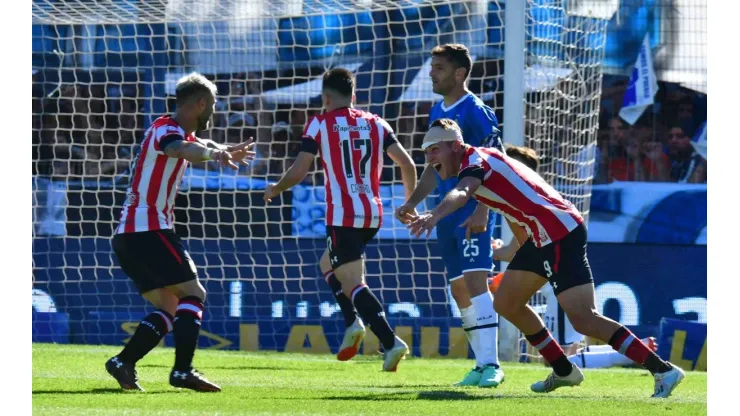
left=322, top=390, right=491, bottom=401
left=138, top=363, right=315, bottom=371
left=322, top=390, right=563, bottom=401
left=32, top=388, right=170, bottom=395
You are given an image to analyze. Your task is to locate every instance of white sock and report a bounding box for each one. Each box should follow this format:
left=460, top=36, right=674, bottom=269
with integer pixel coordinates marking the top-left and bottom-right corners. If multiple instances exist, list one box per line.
left=460, top=307, right=481, bottom=366
left=470, top=292, right=499, bottom=367
left=569, top=350, right=634, bottom=369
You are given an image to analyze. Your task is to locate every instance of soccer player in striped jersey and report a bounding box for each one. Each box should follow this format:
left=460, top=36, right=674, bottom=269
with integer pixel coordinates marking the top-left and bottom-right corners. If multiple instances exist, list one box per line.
left=264, top=68, right=418, bottom=371
left=492, top=146, right=659, bottom=370
left=408, top=119, right=685, bottom=398
left=106, top=73, right=255, bottom=392
left=396, top=44, right=504, bottom=388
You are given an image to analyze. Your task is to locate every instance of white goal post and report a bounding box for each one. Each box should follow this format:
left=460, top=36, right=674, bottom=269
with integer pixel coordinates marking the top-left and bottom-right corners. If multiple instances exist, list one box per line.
left=32, top=0, right=614, bottom=362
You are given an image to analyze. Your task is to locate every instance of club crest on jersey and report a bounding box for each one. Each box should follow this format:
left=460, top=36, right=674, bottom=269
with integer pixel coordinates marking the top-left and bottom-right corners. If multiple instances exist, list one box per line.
left=333, top=124, right=372, bottom=133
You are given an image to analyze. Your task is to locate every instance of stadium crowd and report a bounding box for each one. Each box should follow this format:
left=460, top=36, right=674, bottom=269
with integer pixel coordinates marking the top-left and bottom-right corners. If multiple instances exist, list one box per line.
left=32, top=73, right=707, bottom=186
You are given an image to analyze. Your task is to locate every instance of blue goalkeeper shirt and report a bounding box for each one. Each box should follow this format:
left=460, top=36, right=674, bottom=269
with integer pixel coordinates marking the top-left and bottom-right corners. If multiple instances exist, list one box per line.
left=428, top=92, right=502, bottom=228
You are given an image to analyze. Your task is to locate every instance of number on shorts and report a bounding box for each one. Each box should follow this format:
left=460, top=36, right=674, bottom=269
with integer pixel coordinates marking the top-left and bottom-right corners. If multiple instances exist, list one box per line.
left=462, top=238, right=479, bottom=258
left=543, top=260, right=553, bottom=277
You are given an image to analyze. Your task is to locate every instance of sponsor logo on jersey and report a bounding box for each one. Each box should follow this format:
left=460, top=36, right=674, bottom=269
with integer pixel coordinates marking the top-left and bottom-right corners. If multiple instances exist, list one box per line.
left=333, top=124, right=372, bottom=133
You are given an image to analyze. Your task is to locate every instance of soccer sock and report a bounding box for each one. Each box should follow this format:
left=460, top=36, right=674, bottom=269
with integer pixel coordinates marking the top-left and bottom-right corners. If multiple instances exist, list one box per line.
left=526, top=327, right=573, bottom=377
left=468, top=292, right=500, bottom=367
left=460, top=307, right=481, bottom=368
left=324, top=271, right=357, bottom=328
left=173, top=296, right=204, bottom=372
left=569, top=348, right=633, bottom=369
left=118, top=310, right=173, bottom=364
left=350, top=284, right=396, bottom=350
left=608, top=326, right=671, bottom=375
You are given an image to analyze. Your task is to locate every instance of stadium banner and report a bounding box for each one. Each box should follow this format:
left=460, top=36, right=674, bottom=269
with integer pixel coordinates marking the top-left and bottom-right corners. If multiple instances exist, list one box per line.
left=293, top=182, right=707, bottom=245
left=32, top=238, right=707, bottom=358
left=656, top=318, right=707, bottom=372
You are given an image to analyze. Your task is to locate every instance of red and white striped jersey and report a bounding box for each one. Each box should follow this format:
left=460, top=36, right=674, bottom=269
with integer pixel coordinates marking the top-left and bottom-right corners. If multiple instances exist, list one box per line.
left=303, top=107, right=395, bottom=229
left=115, top=116, right=195, bottom=234
left=459, top=146, right=584, bottom=247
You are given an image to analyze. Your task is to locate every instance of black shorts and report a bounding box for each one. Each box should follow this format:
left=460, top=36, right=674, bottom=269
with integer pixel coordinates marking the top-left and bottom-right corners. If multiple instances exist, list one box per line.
left=111, top=229, right=199, bottom=294
left=326, top=226, right=379, bottom=269
left=507, top=224, right=593, bottom=295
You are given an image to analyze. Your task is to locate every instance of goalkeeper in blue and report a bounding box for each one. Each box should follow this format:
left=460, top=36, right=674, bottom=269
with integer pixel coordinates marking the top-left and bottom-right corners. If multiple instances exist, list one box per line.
left=396, top=44, right=504, bottom=388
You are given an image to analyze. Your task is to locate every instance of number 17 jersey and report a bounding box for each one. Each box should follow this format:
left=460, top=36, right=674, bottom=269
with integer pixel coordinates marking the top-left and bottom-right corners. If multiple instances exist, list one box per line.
left=302, top=107, right=399, bottom=229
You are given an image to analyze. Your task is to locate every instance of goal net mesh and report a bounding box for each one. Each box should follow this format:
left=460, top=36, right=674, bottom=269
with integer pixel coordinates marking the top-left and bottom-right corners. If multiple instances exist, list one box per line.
left=32, top=0, right=609, bottom=361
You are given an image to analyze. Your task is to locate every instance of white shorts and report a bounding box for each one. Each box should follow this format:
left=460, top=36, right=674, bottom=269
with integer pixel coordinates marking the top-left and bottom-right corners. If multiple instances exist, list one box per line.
left=541, top=284, right=585, bottom=346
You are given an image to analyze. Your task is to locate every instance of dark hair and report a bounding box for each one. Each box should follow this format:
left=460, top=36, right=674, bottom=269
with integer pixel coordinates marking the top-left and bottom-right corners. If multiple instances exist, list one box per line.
left=430, top=118, right=460, bottom=131
left=505, top=145, right=540, bottom=171
left=322, top=68, right=355, bottom=98
left=431, top=44, right=473, bottom=80
left=175, top=72, right=217, bottom=105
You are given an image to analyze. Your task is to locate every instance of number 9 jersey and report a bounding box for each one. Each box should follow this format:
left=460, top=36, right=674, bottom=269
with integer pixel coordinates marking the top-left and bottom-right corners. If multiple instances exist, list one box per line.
left=301, top=107, right=398, bottom=229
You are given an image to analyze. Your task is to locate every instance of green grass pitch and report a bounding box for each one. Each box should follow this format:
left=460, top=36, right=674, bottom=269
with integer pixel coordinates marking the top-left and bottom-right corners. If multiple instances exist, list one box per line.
left=33, top=343, right=707, bottom=415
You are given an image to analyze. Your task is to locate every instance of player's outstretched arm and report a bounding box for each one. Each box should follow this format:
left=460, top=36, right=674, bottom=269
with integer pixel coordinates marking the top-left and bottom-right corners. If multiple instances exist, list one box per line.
left=194, top=137, right=226, bottom=151
left=163, top=139, right=245, bottom=169
left=386, top=142, right=418, bottom=201
left=407, top=176, right=481, bottom=238
left=194, top=137, right=256, bottom=167
left=264, top=151, right=313, bottom=203
left=395, top=164, right=436, bottom=224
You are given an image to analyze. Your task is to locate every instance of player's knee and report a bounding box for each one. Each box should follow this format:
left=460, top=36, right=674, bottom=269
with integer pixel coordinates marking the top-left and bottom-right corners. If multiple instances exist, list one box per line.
left=493, top=295, right=518, bottom=318
left=450, top=280, right=469, bottom=306
left=567, top=309, right=601, bottom=336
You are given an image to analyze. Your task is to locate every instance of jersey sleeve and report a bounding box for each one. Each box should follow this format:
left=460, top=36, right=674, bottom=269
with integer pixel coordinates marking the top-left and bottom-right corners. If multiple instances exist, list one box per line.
left=457, top=148, right=488, bottom=182
left=376, top=117, right=399, bottom=151
left=467, top=105, right=502, bottom=149
left=153, top=124, right=185, bottom=155
left=303, top=116, right=321, bottom=142
left=300, top=116, right=322, bottom=155
left=458, top=165, right=485, bottom=181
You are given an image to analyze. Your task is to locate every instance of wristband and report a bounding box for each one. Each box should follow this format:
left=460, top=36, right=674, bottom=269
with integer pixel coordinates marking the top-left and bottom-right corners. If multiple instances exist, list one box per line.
left=203, top=148, right=215, bottom=160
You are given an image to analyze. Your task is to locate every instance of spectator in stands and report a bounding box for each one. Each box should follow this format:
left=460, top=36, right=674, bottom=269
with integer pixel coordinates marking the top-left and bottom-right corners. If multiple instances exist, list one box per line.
left=667, top=122, right=706, bottom=183
left=606, top=122, right=670, bottom=183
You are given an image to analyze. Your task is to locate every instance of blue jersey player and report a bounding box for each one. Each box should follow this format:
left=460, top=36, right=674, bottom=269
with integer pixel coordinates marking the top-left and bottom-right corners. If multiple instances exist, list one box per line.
left=396, top=44, right=504, bottom=388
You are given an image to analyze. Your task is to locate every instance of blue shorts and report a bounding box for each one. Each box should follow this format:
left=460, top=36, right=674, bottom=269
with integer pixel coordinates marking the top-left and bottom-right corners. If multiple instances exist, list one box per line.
left=437, top=224, right=495, bottom=282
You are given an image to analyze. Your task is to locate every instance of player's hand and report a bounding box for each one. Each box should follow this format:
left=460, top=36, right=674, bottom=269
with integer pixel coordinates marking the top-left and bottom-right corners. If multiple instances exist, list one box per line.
left=395, top=203, right=418, bottom=225
left=228, top=138, right=256, bottom=167
left=460, top=209, right=488, bottom=240
left=210, top=149, right=238, bottom=170
left=264, top=183, right=281, bottom=203
left=407, top=212, right=438, bottom=239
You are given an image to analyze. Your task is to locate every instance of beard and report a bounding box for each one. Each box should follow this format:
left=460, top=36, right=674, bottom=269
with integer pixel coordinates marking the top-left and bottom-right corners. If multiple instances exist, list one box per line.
left=196, top=115, right=211, bottom=132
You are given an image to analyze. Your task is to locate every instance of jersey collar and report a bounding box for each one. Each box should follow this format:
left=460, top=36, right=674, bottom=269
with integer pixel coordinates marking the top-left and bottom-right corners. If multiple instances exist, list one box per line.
left=440, top=92, right=472, bottom=112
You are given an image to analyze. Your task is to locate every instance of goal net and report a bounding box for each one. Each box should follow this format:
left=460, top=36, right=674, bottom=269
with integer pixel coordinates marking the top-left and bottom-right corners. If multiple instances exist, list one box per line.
left=32, top=0, right=611, bottom=361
